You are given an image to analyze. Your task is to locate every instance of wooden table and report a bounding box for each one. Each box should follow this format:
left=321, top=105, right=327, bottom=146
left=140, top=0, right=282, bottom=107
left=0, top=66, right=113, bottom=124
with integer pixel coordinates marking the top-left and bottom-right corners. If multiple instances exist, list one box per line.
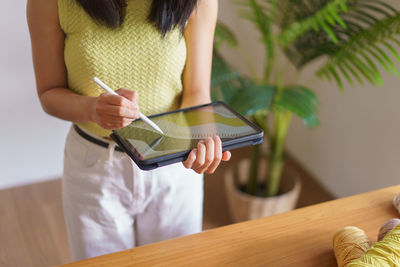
left=60, top=185, right=400, bottom=267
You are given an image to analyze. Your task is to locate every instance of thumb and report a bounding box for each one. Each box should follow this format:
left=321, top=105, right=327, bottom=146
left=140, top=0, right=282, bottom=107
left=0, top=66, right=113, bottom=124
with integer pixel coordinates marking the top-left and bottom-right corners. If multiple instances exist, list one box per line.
left=222, top=151, right=231, bottom=161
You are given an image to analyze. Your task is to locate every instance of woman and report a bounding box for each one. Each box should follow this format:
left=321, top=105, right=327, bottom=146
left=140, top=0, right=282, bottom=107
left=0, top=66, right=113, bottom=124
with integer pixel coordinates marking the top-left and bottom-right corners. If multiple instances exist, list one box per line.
left=27, top=0, right=231, bottom=261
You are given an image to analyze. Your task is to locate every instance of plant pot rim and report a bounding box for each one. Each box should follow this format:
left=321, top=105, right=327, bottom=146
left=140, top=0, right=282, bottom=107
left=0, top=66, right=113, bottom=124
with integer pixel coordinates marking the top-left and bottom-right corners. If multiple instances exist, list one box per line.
left=226, top=162, right=301, bottom=202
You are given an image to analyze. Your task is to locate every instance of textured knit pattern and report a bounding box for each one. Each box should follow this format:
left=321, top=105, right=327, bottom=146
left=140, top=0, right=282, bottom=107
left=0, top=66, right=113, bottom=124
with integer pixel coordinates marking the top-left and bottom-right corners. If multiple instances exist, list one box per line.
left=58, top=0, right=187, bottom=136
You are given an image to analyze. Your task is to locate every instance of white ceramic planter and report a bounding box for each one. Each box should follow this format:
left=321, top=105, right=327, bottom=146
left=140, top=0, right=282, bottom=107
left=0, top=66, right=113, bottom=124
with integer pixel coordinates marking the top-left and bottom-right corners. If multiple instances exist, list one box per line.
left=224, top=159, right=302, bottom=223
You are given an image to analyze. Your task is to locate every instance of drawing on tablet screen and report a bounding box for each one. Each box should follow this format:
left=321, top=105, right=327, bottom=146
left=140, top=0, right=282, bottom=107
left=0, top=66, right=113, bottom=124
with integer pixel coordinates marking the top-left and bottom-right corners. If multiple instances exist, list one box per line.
left=116, top=104, right=258, bottom=159
left=131, top=105, right=254, bottom=139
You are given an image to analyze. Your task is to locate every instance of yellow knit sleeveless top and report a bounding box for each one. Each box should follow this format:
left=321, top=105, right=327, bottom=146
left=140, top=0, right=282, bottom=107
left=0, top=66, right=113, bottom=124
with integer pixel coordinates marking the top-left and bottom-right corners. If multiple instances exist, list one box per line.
left=58, top=0, right=187, bottom=137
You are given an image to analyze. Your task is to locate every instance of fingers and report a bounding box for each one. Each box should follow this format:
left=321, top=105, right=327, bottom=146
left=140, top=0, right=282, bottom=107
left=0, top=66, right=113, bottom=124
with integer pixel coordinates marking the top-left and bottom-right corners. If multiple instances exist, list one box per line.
left=96, top=103, right=139, bottom=118
left=183, top=136, right=230, bottom=174
left=206, top=136, right=222, bottom=174
left=182, top=149, right=197, bottom=169
left=99, top=92, right=135, bottom=107
left=93, top=90, right=140, bottom=130
left=97, top=115, right=136, bottom=129
left=191, top=140, right=206, bottom=172
left=115, top=88, right=138, bottom=103
left=192, top=138, right=213, bottom=173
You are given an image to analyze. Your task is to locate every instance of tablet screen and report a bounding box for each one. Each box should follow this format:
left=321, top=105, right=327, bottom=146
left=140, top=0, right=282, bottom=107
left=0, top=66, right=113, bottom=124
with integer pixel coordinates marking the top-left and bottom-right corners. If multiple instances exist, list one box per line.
left=115, top=103, right=261, bottom=161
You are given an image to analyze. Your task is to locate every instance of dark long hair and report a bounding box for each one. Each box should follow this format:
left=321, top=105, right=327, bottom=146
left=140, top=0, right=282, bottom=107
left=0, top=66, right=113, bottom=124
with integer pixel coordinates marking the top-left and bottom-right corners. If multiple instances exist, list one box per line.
left=76, top=0, right=198, bottom=35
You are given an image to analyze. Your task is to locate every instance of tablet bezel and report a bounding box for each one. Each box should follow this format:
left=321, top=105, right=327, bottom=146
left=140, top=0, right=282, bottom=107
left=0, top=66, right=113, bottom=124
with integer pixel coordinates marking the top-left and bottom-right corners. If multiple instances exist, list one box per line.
left=110, top=101, right=264, bottom=170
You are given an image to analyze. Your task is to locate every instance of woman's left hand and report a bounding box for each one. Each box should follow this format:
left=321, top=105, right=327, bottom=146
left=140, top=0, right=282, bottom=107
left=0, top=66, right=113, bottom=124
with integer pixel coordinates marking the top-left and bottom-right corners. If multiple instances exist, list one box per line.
left=183, top=136, right=231, bottom=174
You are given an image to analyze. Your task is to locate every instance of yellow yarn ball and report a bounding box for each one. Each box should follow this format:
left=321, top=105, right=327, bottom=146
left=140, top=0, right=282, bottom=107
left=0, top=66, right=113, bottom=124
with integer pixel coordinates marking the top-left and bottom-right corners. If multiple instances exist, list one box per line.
left=348, top=224, right=400, bottom=266
left=333, top=226, right=371, bottom=267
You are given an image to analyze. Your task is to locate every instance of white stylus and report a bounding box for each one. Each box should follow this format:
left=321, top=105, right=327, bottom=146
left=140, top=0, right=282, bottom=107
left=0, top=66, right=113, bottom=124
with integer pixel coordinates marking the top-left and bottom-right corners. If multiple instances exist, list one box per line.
left=93, top=77, right=164, bottom=134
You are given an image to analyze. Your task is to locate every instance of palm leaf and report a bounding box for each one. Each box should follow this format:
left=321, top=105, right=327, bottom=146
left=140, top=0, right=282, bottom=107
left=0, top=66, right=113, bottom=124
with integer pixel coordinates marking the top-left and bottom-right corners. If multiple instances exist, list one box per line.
left=274, top=86, right=320, bottom=128
left=317, top=12, right=400, bottom=90
left=211, top=50, right=249, bottom=104
left=211, top=48, right=276, bottom=116
left=229, top=84, right=276, bottom=116
left=281, top=0, right=399, bottom=66
left=278, top=0, right=350, bottom=47
left=275, top=0, right=400, bottom=90
left=235, top=0, right=277, bottom=81
left=214, top=21, right=238, bottom=50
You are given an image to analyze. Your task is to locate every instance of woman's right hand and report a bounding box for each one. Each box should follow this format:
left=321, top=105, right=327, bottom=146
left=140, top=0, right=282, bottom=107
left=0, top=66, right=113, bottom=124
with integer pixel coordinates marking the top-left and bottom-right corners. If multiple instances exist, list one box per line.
left=91, top=89, right=140, bottom=130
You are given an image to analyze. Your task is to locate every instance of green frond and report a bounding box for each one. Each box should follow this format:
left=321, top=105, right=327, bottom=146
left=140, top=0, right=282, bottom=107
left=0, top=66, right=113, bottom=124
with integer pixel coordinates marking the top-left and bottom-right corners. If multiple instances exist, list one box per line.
left=236, top=0, right=271, bottom=36
left=359, top=50, right=383, bottom=85
left=340, top=59, right=364, bottom=84
left=357, top=3, right=392, bottom=17
left=235, top=0, right=277, bottom=81
left=327, top=65, right=344, bottom=90
left=383, top=41, right=400, bottom=63
left=312, top=2, right=400, bottom=89
left=278, top=0, right=350, bottom=47
left=214, top=21, right=238, bottom=50
left=211, top=51, right=250, bottom=104
left=274, top=86, right=320, bottom=128
left=229, top=84, right=276, bottom=116
left=373, top=44, right=399, bottom=76
left=336, top=63, right=354, bottom=86
left=282, top=0, right=400, bottom=67
left=211, top=50, right=276, bottom=116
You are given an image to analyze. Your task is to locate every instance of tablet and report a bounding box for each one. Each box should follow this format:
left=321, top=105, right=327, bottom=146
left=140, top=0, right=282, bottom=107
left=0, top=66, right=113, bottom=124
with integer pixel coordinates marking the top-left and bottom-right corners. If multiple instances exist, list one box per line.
left=110, top=102, right=264, bottom=170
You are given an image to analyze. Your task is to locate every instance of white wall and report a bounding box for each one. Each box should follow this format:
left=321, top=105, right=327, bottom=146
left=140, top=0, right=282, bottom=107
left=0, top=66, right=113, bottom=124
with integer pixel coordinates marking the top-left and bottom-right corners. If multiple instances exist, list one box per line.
left=218, top=1, right=400, bottom=198
left=286, top=70, right=400, bottom=198
left=2, top=0, right=400, bottom=198
left=0, top=1, right=70, bottom=189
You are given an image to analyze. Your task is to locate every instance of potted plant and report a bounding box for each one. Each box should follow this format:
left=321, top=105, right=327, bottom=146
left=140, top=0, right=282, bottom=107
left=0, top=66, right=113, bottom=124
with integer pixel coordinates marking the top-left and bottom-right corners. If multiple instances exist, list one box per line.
left=212, top=0, right=400, bottom=222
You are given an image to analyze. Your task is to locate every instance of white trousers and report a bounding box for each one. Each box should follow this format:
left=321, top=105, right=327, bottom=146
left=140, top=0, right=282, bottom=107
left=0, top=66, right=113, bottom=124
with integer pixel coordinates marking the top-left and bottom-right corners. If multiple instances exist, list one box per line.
left=62, top=126, right=203, bottom=261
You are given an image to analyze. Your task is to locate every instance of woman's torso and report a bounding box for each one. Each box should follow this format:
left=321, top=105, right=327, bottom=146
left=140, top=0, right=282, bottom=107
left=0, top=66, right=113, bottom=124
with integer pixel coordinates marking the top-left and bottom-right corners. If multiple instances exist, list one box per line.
left=58, top=0, right=187, bottom=136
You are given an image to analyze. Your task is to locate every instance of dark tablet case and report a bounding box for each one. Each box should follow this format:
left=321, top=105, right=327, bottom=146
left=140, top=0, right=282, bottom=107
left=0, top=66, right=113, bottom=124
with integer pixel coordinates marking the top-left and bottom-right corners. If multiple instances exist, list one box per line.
left=110, top=102, right=264, bottom=170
